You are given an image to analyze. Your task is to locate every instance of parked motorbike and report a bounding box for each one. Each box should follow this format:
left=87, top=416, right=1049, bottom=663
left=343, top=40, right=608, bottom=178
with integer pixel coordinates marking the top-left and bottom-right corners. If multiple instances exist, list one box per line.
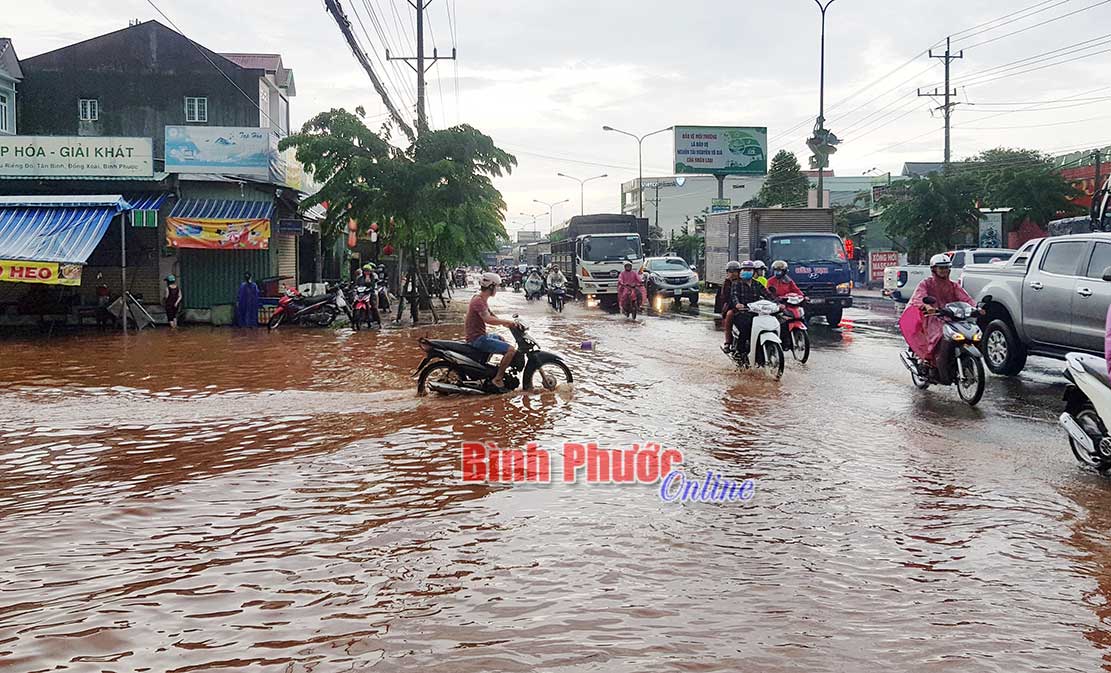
left=898, top=296, right=987, bottom=406
left=524, top=276, right=544, bottom=301
left=778, top=293, right=810, bottom=364
left=268, top=285, right=348, bottom=329
left=376, top=278, right=391, bottom=313
left=351, top=285, right=380, bottom=330
left=725, top=299, right=785, bottom=380
left=415, top=319, right=573, bottom=395
left=1061, top=352, right=1111, bottom=470
left=548, top=285, right=567, bottom=313
left=618, top=280, right=644, bottom=320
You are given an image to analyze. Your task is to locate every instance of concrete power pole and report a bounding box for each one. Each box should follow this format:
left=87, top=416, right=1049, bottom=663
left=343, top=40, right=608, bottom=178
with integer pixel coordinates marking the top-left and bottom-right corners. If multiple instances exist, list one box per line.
left=387, top=0, right=456, bottom=136
left=918, top=36, right=963, bottom=167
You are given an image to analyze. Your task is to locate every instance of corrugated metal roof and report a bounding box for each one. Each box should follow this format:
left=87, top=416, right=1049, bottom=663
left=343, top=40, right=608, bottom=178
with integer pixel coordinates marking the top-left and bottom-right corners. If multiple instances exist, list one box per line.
left=169, top=199, right=274, bottom=220
left=0, top=195, right=130, bottom=208
left=0, top=197, right=126, bottom=263
left=123, top=192, right=170, bottom=211
left=0, top=172, right=171, bottom=181
left=303, top=204, right=326, bottom=221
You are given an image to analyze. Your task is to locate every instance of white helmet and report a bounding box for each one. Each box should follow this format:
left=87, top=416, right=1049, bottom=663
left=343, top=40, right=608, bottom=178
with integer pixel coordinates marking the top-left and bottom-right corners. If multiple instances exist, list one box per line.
left=480, top=272, right=501, bottom=288
left=929, top=253, right=952, bottom=268
left=753, top=260, right=767, bottom=270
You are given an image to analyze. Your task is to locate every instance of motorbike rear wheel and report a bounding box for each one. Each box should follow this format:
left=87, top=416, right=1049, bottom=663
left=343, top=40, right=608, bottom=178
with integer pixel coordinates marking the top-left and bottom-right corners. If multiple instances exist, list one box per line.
left=790, top=329, right=810, bottom=364
left=955, top=353, right=985, bottom=406
left=417, top=361, right=466, bottom=396
left=311, top=305, right=339, bottom=327
left=352, top=307, right=368, bottom=330
left=267, top=312, right=284, bottom=330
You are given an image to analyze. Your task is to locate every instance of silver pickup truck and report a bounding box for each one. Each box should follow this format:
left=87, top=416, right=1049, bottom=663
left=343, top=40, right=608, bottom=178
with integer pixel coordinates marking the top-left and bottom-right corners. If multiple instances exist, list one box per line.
left=961, top=233, right=1111, bottom=375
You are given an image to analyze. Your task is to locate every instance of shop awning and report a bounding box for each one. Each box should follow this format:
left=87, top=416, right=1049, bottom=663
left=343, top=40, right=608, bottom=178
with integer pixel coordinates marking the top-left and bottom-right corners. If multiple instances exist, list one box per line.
left=124, top=192, right=170, bottom=211
left=0, top=195, right=131, bottom=264
left=166, top=198, right=275, bottom=250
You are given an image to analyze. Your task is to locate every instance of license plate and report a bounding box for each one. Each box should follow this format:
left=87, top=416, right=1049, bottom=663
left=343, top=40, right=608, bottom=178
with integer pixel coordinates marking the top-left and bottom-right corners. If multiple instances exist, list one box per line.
left=810, top=298, right=824, bottom=305
left=673, top=289, right=682, bottom=296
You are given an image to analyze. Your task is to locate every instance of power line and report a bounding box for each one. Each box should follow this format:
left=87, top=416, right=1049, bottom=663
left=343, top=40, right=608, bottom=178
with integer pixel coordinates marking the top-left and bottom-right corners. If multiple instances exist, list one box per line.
left=950, top=0, right=1073, bottom=45
left=350, top=0, right=415, bottom=111
left=959, top=0, right=1111, bottom=51
left=448, top=0, right=460, bottom=123
left=363, top=0, right=419, bottom=105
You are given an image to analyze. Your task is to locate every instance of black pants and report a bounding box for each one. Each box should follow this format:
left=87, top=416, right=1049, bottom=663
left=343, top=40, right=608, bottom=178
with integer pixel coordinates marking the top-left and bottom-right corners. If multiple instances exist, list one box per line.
left=935, top=339, right=955, bottom=385
left=732, top=312, right=754, bottom=353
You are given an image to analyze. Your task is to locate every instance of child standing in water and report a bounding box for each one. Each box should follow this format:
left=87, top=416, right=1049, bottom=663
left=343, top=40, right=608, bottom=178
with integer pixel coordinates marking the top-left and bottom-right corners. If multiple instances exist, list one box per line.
left=164, top=275, right=182, bottom=329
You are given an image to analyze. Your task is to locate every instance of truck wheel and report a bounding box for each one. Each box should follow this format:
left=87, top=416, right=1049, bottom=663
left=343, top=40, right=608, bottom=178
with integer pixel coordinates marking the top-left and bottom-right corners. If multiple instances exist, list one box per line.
left=826, top=307, right=843, bottom=328
left=983, top=319, right=1027, bottom=376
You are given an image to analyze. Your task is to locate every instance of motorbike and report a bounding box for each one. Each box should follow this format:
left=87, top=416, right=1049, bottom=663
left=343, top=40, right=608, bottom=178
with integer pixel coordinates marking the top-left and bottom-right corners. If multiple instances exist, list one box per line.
left=415, top=318, right=573, bottom=395
left=376, top=278, right=391, bottom=313
left=618, top=280, right=645, bottom=320
left=898, top=296, right=987, bottom=406
left=548, top=284, right=567, bottom=312
left=1060, top=352, right=1111, bottom=471
left=524, top=275, right=545, bottom=301
left=268, top=284, right=348, bottom=329
left=351, top=284, right=380, bottom=330
left=453, top=269, right=468, bottom=288
left=725, top=299, right=785, bottom=380
left=511, top=271, right=523, bottom=293
left=778, top=293, right=810, bottom=364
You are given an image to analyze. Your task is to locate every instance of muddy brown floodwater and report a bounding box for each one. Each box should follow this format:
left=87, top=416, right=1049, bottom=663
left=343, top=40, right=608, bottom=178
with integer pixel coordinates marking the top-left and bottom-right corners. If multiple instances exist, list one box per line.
left=3, top=291, right=1111, bottom=672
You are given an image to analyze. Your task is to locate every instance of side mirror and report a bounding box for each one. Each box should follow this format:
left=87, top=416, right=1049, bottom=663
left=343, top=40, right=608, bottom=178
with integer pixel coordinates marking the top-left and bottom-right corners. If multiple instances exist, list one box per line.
left=690, top=265, right=697, bottom=272
left=1103, top=267, right=1111, bottom=282
left=922, top=296, right=937, bottom=305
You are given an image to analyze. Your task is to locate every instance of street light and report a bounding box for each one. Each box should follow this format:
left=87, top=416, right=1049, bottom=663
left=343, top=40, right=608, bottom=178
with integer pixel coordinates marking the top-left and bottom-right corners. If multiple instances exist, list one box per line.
left=812, top=0, right=836, bottom=208
left=557, top=172, right=608, bottom=215
left=602, top=125, right=673, bottom=218
left=533, top=198, right=570, bottom=233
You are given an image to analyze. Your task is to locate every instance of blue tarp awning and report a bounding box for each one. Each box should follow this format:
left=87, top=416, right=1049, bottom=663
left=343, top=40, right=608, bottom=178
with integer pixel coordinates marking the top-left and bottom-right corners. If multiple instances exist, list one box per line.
left=124, top=192, right=170, bottom=211
left=168, top=199, right=274, bottom=221
left=0, top=195, right=132, bottom=264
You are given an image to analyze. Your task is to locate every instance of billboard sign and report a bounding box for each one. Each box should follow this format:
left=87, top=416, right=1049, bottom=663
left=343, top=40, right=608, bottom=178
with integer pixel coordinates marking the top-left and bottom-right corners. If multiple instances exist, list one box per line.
left=0, top=136, right=153, bottom=178
left=978, top=211, right=1003, bottom=248
left=710, top=198, right=732, bottom=213
left=869, top=250, right=900, bottom=283
left=0, top=259, right=82, bottom=286
left=166, top=216, right=271, bottom=250
left=166, top=126, right=274, bottom=178
left=675, top=126, right=768, bottom=176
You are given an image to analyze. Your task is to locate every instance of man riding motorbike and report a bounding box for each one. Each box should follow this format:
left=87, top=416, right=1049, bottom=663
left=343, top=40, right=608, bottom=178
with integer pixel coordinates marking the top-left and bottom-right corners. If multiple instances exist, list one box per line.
left=355, top=263, right=382, bottom=324
left=904, top=253, right=978, bottom=384
left=618, top=261, right=647, bottom=313
left=729, top=260, right=771, bottom=360
left=720, top=260, right=742, bottom=353
left=766, top=260, right=803, bottom=298
left=466, top=272, right=519, bottom=392
left=546, top=263, right=568, bottom=291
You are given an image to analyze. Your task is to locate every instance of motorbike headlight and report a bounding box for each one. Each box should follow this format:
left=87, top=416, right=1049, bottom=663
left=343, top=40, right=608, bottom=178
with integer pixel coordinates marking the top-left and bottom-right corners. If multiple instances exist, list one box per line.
left=836, top=282, right=851, bottom=295
left=952, top=333, right=966, bottom=342
left=972, top=331, right=982, bottom=342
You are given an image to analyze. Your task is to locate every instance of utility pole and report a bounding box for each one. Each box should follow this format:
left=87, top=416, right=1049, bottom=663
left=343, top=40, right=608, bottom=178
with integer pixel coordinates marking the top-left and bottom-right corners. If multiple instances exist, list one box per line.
left=918, top=36, right=963, bottom=167
left=324, top=0, right=415, bottom=142
left=387, top=0, right=456, bottom=135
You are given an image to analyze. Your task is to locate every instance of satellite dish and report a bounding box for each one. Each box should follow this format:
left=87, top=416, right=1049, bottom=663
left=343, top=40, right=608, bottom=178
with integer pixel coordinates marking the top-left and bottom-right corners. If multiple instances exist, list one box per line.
left=675, top=177, right=686, bottom=187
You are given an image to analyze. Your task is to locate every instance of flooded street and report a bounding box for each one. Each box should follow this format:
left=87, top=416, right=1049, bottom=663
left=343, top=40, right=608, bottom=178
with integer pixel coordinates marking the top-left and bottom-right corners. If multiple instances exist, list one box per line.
left=3, top=292, right=1111, bottom=672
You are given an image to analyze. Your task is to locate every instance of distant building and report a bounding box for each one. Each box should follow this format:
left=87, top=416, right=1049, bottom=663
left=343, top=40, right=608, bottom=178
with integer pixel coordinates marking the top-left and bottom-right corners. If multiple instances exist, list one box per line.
left=0, top=39, right=21, bottom=135
left=621, top=175, right=766, bottom=239
left=517, top=230, right=541, bottom=243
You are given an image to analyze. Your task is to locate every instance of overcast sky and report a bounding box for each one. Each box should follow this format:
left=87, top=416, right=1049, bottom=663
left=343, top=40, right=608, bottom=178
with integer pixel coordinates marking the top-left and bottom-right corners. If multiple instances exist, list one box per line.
left=8, top=0, right=1111, bottom=237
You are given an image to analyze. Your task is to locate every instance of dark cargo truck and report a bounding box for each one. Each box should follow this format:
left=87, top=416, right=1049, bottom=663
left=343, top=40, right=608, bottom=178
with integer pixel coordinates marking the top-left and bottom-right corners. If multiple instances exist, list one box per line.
left=705, top=208, right=853, bottom=326
left=551, top=214, right=649, bottom=302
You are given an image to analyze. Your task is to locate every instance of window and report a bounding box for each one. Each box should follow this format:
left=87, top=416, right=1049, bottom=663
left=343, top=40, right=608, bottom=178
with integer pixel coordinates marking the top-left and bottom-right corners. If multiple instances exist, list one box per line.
left=648, top=258, right=691, bottom=271
left=973, top=252, right=1013, bottom=264
left=184, top=97, right=208, bottom=123
left=768, top=236, right=847, bottom=263
left=130, top=210, right=158, bottom=228
left=1011, top=241, right=1036, bottom=268
left=0, top=93, right=8, bottom=132
left=582, top=236, right=642, bottom=262
left=79, top=99, right=99, bottom=122
left=951, top=252, right=965, bottom=268
left=1039, top=241, right=1087, bottom=276
left=1086, top=242, right=1111, bottom=279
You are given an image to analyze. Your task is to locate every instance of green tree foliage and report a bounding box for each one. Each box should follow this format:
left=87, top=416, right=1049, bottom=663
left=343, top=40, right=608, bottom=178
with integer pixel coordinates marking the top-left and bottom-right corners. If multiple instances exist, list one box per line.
left=756, top=150, right=810, bottom=208
left=671, top=225, right=704, bottom=266
left=279, top=108, right=516, bottom=268
left=959, top=147, right=1081, bottom=225
left=878, top=173, right=981, bottom=263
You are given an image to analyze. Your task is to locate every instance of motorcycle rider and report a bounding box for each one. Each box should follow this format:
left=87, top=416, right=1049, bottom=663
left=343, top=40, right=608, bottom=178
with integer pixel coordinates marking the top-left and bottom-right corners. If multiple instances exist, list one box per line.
left=618, top=261, right=646, bottom=312
left=355, top=263, right=382, bottom=324
left=546, top=263, right=568, bottom=291
left=720, top=260, right=742, bottom=353
left=753, top=260, right=769, bottom=288
left=729, top=260, right=771, bottom=361
left=466, top=271, right=519, bottom=391
left=525, top=266, right=545, bottom=298
left=766, top=260, right=803, bottom=298
left=907, top=253, right=977, bottom=384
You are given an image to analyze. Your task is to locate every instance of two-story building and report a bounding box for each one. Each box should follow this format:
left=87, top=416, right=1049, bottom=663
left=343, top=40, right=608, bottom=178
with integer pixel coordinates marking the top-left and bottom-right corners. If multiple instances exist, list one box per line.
left=0, top=21, right=320, bottom=325
left=0, top=39, right=21, bottom=136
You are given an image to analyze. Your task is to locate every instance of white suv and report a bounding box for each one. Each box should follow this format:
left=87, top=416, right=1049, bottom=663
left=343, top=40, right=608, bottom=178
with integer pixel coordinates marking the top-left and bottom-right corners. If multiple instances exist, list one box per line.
left=643, top=256, right=700, bottom=306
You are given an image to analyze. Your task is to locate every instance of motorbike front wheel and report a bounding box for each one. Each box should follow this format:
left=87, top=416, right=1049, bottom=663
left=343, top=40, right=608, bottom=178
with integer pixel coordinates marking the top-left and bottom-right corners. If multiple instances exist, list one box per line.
left=312, top=305, right=339, bottom=327
left=955, top=353, right=985, bottom=406
left=526, top=360, right=573, bottom=391
left=790, top=329, right=810, bottom=364
left=267, top=311, right=285, bottom=330
left=762, top=341, right=785, bottom=380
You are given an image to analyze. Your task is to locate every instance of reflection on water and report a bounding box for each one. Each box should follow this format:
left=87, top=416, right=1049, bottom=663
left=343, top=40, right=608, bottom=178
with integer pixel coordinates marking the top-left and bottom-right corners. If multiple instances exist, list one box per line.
left=1, top=295, right=1110, bottom=671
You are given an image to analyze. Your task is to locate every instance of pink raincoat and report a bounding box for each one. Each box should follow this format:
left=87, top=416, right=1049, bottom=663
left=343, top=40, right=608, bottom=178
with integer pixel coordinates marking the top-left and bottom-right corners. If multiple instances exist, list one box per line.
left=618, top=269, right=646, bottom=308
left=899, top=275, right=974, bottom=361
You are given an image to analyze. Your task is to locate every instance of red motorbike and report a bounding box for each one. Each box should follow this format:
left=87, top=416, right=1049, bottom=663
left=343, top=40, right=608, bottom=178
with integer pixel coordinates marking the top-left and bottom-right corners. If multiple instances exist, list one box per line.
left=778, top=293, right=810, bottom=363
left=618, top=280, right=645, bottom=320
left=268, top=285, right=347, bottom=329
left=351, top=284, right=381, bottom=330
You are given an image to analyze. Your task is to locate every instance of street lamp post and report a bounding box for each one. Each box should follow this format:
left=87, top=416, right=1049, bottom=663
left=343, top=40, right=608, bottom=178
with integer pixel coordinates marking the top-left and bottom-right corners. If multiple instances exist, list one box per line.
left=557, top=172, right=608, bottom=215
left=602, top=125, right=673, bottom=218
left=532, top=199, right=570, bottom=234
left=813, top=0, right=836, bottom=208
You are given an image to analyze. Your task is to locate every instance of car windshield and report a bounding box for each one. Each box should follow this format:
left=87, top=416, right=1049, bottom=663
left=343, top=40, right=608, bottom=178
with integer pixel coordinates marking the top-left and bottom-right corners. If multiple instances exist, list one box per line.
left=769, top=236, right=846, bottom=263
left=973, top=252, right=1012, bottom=264
left=648, top=259, right=689, bottom=271
left=584, top=236, right=641, bottom=262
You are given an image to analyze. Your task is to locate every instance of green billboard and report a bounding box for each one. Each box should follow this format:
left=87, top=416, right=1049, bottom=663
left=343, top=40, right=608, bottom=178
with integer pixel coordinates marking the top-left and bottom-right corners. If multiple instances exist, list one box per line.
left=674, top=126, right=768, bottom=177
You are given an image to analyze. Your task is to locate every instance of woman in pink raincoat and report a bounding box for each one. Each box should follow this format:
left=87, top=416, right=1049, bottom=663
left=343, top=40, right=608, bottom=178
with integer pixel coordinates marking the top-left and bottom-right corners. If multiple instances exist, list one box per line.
left=618, top=261, right=646, bottom=312
left=899, top=253, right=976, bottom=382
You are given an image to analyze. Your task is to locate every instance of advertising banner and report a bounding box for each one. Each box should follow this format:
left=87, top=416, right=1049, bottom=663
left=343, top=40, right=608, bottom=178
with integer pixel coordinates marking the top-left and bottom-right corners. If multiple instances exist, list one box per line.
left=0, top=259, right=82, bottom=286
left=869, top=250, right=900, bottom=283
left=710, top=198, right=732, bottom=213
left=978, top=212, right=1003, bottom=248
left=166, top=217, right=271, bottom=250
left=674, top=126, right=768, bottom=176
left=165, top=126, right=273, bottom=178
left=0, top=136, right=153, bottom=178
